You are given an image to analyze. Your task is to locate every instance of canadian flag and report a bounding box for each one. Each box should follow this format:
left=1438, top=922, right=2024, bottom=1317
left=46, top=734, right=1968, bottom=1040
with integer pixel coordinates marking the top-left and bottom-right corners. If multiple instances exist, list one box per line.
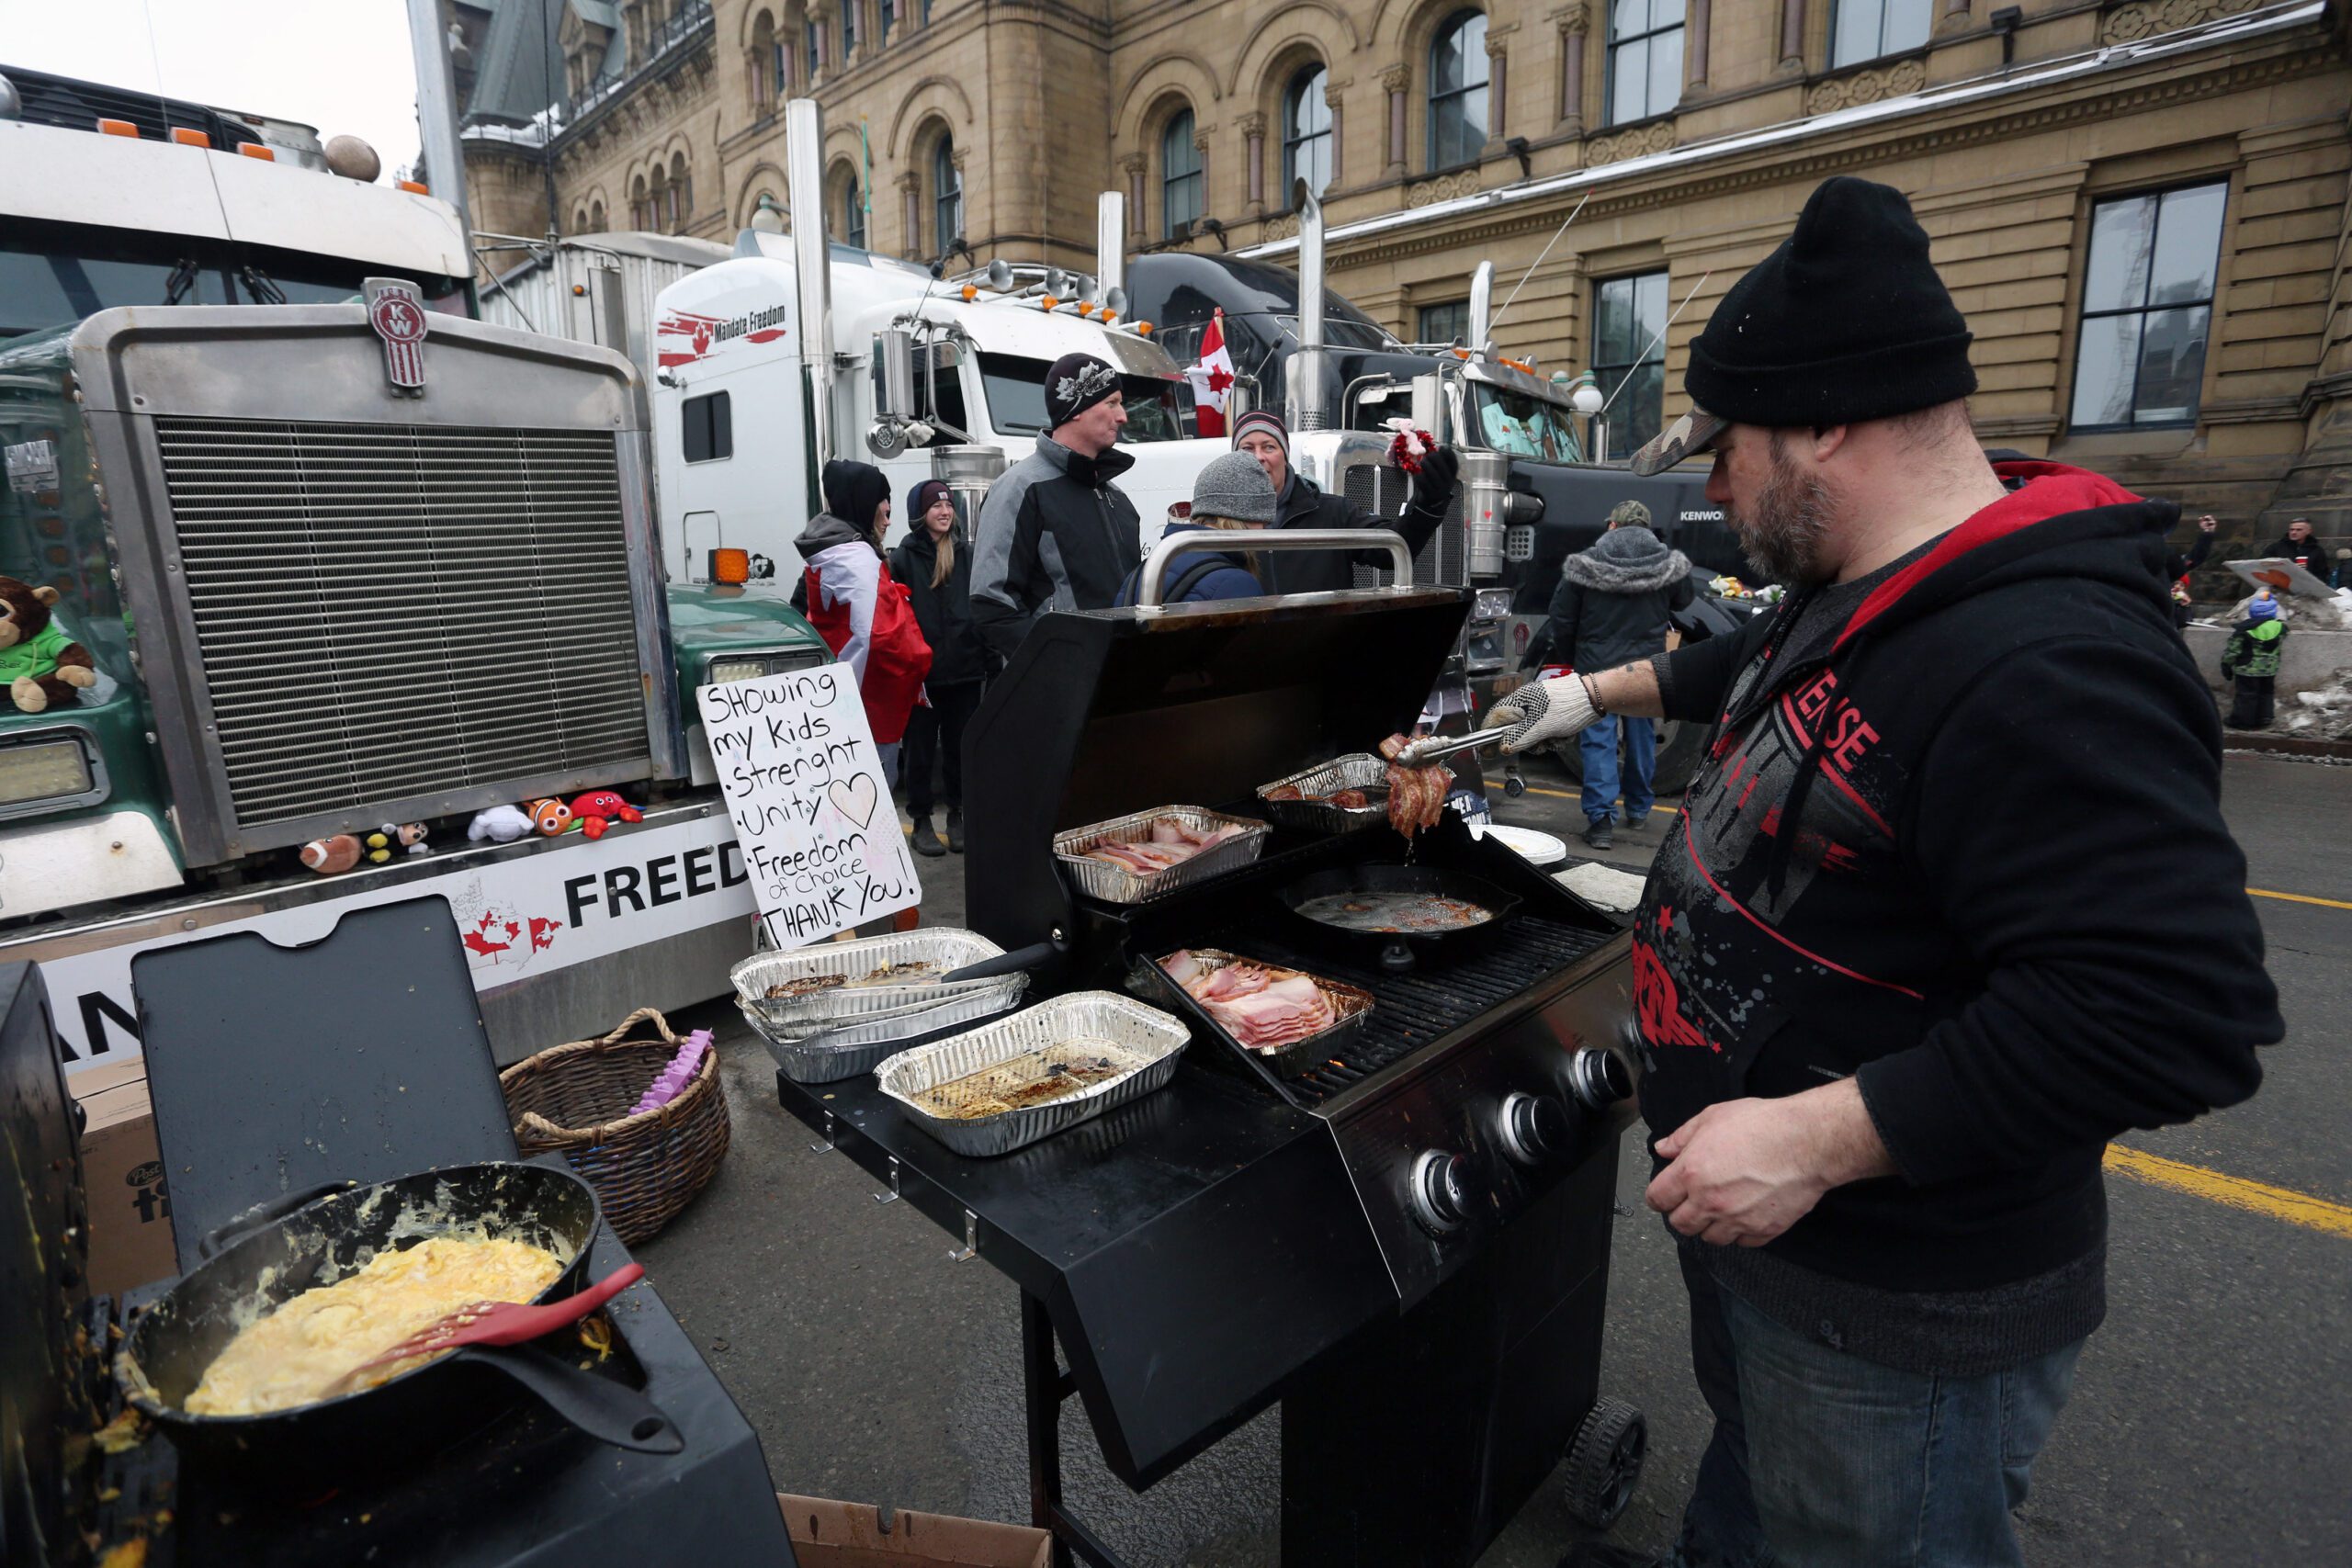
left=1186, top=309, right=1237, bottom=438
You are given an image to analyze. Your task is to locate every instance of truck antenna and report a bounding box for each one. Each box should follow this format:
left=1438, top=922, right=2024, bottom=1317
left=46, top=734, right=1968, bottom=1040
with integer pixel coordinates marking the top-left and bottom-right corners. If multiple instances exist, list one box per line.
left=1479, top=192, right=1589, bottom=355
left=1598, top=272, right=1712, bottom=419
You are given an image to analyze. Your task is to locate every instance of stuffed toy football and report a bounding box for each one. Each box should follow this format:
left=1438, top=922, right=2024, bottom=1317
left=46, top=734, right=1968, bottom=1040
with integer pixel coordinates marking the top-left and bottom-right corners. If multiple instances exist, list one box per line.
left=0, top=576, right=98, bottom=713
left=570, top=790, right=643, bottom=840
left=300, top=834, right=363, bottom=875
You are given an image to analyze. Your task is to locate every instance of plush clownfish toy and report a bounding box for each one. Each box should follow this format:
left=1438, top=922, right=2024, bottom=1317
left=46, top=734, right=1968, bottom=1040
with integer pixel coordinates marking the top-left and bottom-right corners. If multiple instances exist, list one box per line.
left=524, top=797, right=576, bottom=836
left=570, top=791, right=643, bottom=840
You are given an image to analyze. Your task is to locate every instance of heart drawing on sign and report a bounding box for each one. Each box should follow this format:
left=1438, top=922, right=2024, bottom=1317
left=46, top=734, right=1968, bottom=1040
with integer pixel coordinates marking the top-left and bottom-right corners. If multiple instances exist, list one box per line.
left=828, top=773, right=879, bottom=830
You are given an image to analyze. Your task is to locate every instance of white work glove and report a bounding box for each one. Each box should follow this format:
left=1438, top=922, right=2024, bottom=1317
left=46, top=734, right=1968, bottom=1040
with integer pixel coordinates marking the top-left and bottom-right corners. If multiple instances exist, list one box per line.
left=1482, top=674, right=1600, bottom=753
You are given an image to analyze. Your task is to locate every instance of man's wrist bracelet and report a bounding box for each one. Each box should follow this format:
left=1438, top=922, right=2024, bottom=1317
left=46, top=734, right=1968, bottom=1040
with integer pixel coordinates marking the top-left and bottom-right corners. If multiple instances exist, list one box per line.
left=1580, top=672, right=1607, bottom=717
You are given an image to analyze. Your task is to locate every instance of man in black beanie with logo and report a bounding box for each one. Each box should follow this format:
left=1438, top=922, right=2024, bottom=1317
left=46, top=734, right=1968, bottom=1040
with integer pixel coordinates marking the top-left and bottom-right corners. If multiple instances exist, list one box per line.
left=971, top=352, right=1145, bottom=661
left=1478, top=178, right=2278, bottom=1567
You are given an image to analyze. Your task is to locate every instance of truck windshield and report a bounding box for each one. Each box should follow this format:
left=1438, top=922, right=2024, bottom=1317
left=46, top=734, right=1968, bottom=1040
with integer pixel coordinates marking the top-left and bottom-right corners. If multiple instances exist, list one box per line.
left=1468, top=383, right=1583, bottom=463
left=978, top=352, right=1194, bottom=443
left=0, top=227, right=467, bottom=340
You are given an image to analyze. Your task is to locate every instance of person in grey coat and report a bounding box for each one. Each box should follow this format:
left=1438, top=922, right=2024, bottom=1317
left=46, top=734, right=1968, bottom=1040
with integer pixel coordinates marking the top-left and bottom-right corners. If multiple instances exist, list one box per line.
left=1526, top=500, right=1695, bottom=847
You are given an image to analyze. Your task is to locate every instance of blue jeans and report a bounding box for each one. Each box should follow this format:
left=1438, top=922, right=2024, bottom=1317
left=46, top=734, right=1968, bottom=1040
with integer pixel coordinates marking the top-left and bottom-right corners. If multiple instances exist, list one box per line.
left=1668, top=1258, right=2082, bottom=1568
left=1579, top=714, right=1657, bottom=825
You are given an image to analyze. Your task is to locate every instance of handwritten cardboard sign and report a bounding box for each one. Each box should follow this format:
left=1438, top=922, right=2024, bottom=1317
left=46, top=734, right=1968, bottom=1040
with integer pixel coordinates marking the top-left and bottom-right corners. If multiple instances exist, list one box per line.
left=696, top=667, right=922, bottom=947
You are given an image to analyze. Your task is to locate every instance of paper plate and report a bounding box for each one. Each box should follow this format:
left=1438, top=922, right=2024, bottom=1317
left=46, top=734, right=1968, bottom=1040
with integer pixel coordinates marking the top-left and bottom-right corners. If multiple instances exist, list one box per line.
left=1473, top=823, right=1570, bottom=868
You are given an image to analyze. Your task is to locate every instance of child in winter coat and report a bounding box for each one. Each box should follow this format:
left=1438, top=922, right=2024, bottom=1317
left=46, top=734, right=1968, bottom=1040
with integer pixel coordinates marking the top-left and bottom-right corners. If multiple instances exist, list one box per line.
left=2220, top=591, right=2287, bottom=729
left=792, top=459, right=933, bottom=781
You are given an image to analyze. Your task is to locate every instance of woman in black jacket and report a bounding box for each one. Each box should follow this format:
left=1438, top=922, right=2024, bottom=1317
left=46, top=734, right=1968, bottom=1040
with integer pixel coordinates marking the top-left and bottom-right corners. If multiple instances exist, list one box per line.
left=889, top=479, right=987, bottom=855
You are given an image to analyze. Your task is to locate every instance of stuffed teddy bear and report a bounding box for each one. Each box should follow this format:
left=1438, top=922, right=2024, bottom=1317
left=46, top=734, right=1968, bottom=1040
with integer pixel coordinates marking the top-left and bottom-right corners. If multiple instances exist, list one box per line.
left=0, top=576, right=98, bottom=713
left=467, top=805, right=533, bottom=844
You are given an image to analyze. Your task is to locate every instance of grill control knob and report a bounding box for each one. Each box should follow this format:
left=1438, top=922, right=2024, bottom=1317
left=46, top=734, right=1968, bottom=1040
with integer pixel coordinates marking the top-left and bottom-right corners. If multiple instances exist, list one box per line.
left=1408, top=1150, right=1469, bottom=1235
left=1498, top=1091, right=1572, bottom=1166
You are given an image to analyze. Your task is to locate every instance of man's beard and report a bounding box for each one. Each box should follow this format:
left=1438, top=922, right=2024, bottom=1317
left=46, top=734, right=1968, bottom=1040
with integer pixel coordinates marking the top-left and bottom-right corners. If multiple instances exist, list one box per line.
left=1736, top=434, right=1838, bottom=586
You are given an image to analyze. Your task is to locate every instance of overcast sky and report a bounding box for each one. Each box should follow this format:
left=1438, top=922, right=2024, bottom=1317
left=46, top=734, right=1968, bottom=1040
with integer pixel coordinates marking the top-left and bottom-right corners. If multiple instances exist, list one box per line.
left=5, top=0, right=424, bottom=180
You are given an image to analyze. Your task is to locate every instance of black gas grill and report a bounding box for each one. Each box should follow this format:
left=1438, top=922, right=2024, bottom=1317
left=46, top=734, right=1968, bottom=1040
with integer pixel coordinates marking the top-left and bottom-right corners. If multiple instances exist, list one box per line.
left=776, top=583, right=1647, bottom=1566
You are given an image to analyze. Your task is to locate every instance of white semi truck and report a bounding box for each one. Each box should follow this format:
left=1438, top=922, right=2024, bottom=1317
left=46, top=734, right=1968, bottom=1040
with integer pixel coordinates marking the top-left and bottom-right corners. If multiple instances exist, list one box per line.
left=648, top=100, right=1225, bottom=585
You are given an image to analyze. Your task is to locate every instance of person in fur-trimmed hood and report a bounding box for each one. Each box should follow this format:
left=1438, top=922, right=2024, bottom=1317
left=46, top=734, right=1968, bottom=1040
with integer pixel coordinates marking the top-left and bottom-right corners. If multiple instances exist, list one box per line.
left=1485, top=176, right=2278, bottom=1568
left=1525, top=501, right=1697, bottom=846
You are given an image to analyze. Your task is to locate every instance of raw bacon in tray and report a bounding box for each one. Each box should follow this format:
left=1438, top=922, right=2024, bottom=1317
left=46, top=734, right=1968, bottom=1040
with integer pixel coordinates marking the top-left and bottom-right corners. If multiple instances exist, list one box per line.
left=1159, top=950, right=1357, bottom=1053
left=1082, top=816, right=1251, bottom=874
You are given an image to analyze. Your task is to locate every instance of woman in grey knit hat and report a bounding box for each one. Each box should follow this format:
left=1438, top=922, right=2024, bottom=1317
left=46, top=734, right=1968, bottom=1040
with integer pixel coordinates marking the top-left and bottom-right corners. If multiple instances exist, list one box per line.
left=1114, top=451, right=1278, bottom=605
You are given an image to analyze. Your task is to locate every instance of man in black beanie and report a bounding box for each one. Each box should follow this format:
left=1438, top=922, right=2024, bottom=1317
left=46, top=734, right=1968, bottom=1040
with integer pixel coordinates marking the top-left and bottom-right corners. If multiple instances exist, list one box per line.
left=970, top=352, right=1144, bottom=660
left=1477, top=177, right=2278, bottom=1568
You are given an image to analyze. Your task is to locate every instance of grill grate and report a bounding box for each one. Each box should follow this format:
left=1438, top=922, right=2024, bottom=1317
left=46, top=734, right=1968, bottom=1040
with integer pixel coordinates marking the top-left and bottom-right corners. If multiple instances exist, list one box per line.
left=153, top=417, right=650, bottom=830
left=1196, top=915, right=1612, bottom=1108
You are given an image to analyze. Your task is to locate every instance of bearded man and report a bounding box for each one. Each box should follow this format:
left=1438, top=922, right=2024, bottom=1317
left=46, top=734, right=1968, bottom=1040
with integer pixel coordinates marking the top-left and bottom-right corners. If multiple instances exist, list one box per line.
left=1488, top=177, right=2278, bottom=1568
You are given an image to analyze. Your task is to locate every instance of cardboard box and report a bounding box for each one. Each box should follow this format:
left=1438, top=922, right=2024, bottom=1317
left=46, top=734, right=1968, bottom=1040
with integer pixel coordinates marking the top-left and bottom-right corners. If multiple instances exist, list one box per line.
left=74, top=1077, right=175, bottom=1298
left=776, top=1495, right=1052, bottom=1568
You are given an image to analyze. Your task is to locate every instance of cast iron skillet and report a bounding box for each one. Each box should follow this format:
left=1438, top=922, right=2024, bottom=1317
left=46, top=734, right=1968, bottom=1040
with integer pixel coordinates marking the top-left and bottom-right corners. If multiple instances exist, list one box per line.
left=1277, top=863, right=1521, bottom=972
left=117, top=1161, right=683, bottom=1488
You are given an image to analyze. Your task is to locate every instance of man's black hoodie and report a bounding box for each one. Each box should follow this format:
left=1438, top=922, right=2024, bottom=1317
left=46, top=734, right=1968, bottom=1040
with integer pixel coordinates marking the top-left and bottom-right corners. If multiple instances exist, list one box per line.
left=1639, top=462, right=2277, bottom=1356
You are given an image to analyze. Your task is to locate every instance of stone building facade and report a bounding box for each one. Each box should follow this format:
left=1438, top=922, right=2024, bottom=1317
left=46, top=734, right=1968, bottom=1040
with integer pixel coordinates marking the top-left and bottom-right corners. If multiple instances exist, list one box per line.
left=452, top=0, right=2352, bottom=553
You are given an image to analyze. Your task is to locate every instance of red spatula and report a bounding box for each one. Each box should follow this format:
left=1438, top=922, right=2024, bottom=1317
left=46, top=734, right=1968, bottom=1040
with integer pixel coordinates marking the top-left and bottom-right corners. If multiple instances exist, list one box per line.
left=326, top=1261, right=646, bottom=1396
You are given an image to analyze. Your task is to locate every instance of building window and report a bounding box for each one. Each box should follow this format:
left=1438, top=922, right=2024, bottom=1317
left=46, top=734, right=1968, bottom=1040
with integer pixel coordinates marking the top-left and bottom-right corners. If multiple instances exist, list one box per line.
left=842, top=174, right=866, bottom=248
left=878, top=0, right=894, bottom=46
left=839, top=0, right=855, bottom=56
left=1427, top=11, right=1488, bottom=171
left=2070, top=182, right=2226, bottom=432
left=684, top=391, right=733, bottom=462
left=1608, top=0, right=1684, bottom=127
left=1283, top=66, right=1332, bottom=203
left=773, top=39, right=788, bottom=96
left=806, top=15, right=820, bottom=70
left=1831, top=0, right=1933, bottom=70
left=933, top=136, right=963, bottom=251
left=1594, top=271, right=1669, bottom=456
left=1419, top=299, right=1471, bottom=346
left=1162, top=109, right=1203, bottom=240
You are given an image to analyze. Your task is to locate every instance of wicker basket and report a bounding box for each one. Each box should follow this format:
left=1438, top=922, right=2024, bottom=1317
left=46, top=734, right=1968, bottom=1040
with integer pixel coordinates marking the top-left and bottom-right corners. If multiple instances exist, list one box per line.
left=499, top=1008, right=731, bottom=1246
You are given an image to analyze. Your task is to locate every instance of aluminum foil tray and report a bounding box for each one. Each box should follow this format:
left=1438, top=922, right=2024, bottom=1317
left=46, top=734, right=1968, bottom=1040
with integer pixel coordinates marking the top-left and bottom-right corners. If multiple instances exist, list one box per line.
left=733, top=929, right=1012, bottom=1031
left=1054, top=806, right=1271, bottom=905
left=742, top=976, right=1028, bottom=1084
left=1136, top=947, right=1373, bottom=1079
left=1256, top=755, right=1392, bottom=835
left=876, top=992, right=1190, bottom=1157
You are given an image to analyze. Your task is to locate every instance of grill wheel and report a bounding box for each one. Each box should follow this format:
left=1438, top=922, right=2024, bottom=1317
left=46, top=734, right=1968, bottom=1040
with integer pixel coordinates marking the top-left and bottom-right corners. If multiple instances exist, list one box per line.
left=1563, top=1394, right=1648, bottom=1530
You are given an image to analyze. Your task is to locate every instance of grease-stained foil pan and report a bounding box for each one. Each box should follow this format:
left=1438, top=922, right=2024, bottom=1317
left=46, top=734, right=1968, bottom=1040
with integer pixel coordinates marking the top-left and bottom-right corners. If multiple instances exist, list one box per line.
left=732, top=929, right=1022, bottom=1032
left=1255, top=755, right=1392, bottom=836
left=875, top=992, right=1190, bottom=1156
left=741, top=981, right=1026, bottom=1085
left=1053, top=806, right=1270, bottom=905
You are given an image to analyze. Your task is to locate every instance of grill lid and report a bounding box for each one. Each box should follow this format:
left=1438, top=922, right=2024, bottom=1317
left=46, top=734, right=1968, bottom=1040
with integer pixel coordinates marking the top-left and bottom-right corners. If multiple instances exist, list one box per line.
left=966, top=587, right=1470, bottom=952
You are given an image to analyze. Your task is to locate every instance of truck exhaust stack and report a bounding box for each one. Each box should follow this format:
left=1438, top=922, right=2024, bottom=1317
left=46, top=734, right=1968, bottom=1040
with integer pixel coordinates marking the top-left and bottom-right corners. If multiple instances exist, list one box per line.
left=1468, top=261, right=1494, bottom=359
left=1290, top=178, right=1328, bottom=431
left=1097, top=192, right=1125, bottom=299
left=785, top=97, right=835, bottom=467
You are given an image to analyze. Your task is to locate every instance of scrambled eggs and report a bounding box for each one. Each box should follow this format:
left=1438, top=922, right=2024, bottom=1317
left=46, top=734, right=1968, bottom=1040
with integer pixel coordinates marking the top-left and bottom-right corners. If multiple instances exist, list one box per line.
left=187, top=1235, right=563, bottom=1416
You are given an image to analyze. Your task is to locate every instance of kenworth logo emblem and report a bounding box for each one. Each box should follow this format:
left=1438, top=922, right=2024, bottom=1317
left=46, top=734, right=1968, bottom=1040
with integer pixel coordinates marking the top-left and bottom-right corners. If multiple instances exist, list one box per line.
left=364, top=277, right=428, bottom=394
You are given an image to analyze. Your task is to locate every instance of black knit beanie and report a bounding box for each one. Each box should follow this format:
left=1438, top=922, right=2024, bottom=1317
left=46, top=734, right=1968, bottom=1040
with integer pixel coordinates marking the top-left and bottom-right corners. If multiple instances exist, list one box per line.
left=821, top=458, right=890, bottom=540
left=1686, top=176, right=1976, bottom=428
left=1044, top=353, right=1122, bottom=430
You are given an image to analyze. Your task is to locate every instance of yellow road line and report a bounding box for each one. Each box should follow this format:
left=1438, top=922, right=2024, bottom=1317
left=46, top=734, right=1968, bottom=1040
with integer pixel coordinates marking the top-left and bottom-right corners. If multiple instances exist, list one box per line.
left=2248, top=886, right=2352, bottom=911
left=1514, top=784, right=1682, bottom=816
left=2104, top=1145, right=2352, bottom=1239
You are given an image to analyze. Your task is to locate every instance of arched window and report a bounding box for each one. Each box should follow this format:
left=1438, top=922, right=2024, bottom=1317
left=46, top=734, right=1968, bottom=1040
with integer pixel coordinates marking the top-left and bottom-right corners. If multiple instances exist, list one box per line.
left=648, top=167, right=668, bottom=231
left=671, top=153, right=691, bottom=230
left=1161, top=108, right=1202, bottom=241
left=630, top=175, right=649, bottom=229
left=1282, top=65, right=1331, bottom=203
left=750, top=10, right=776, bottom=107
left=590, top=200, right=606, bottom=230
left=1607, top=0, right=1683, bottom=125
left=933, top=135, right=963, bottom=252
left=841, top=171, right=866, bottom=248
left=1427, top=10, right=1488, bottom=171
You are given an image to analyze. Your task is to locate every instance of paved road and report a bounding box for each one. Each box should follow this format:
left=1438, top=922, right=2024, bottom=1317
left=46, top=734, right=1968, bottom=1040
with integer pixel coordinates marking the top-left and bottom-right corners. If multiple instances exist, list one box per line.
left=639, top=751, right=2350, bottom=1566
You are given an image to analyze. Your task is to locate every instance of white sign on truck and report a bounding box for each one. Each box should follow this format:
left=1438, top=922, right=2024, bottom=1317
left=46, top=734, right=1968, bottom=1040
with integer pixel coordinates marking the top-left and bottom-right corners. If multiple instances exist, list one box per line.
left=696, top=668, right=922, bottom=946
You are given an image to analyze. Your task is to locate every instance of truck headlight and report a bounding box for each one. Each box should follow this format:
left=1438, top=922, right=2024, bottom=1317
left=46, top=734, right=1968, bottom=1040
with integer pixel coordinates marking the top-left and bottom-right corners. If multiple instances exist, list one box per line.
left=0, top=729, right=100, bottom=811
left=1474, top=588, right=1515, bottom=621
left=703, top=648, right=826, bottom=686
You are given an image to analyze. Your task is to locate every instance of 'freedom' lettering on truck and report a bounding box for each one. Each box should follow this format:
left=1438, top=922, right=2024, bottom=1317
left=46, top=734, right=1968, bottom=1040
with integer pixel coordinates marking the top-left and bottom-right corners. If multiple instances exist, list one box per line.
left=564, top=840, right=748, bottom=924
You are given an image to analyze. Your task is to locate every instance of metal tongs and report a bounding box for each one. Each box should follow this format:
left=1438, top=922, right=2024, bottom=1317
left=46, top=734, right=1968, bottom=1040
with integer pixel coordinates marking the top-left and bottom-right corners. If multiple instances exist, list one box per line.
left=1385, top=728, right=1512, bottom=771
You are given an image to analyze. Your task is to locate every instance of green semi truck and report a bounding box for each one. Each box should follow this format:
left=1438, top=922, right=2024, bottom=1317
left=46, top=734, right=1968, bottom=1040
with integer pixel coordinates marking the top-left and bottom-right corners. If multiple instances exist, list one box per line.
left=0, top=67, right=829, bottom=1095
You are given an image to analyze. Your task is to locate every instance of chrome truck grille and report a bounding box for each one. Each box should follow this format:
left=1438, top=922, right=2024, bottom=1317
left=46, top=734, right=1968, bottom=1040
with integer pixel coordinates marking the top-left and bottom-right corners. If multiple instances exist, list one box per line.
left=151, top=417, right=648, bottom=830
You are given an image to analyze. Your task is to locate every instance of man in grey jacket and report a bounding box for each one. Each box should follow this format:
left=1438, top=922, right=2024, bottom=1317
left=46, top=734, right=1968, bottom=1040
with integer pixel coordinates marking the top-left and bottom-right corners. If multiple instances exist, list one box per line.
left=969, top=353, right=1144, bottom=663
left=1527, top=500, right=1695, bottom=848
